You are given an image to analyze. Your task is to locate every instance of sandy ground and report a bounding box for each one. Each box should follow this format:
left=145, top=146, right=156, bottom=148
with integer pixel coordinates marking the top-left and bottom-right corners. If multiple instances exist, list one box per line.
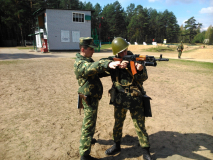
left=0, top=45, right=213, bottom=160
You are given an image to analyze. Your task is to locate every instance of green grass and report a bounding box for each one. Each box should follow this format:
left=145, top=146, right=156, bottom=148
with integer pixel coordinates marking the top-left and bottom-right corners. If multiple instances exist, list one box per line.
left=17, top=46, right=34, bottom=50
left=0, top=60, right=21, bottom=65
left=156, top=58, right=213, bottom=74
left=183, top=48, right=199, bottom=53
left=169, top=59, right=213, bottom=70
left=155, top=59, right=213, bottom=77
left=100, top=44, right=111, bottom=50
left=17, top=45, right=111, bottom=51
left=144, top=46, right=176, bottom=52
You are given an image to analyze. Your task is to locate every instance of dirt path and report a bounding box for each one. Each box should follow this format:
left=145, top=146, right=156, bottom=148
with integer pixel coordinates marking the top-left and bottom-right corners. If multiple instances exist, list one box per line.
left=0, top=47, right=213, bottom=160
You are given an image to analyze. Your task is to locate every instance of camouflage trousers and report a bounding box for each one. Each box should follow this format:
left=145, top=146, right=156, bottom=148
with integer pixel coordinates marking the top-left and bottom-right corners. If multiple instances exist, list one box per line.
left=113, top=106, right=150, bottom=148
left=79, top=98, right=99, bottom=156
left=178, top=50, right=182, bottom=57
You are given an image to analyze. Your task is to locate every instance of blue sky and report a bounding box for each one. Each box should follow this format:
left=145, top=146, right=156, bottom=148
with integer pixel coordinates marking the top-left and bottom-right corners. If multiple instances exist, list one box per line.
left=83, top=0, right=213, bottom=31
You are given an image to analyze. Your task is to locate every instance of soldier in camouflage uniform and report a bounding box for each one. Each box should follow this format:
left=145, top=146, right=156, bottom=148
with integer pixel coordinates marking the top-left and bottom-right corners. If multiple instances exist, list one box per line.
left=177, top=40, right=184, bottom=58
left=105, top=37, right=152, bottom=160
left=74, top=37, right=120, bottom=160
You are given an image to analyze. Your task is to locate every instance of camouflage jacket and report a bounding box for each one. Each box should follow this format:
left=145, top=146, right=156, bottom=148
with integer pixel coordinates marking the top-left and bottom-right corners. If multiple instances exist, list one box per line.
left=74, top=53, right=112, bottom=99
left=109, top=65, right=148, bottom=94
left=177, top=43, right=184, bottom=50
left=109, top=51, right=148, bottom=95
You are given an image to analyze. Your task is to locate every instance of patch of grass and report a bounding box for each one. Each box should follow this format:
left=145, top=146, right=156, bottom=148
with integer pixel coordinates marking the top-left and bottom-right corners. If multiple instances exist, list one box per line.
left=169, top=59, right=213, bottom=70
left=17, top=46, right=34, bottom=50
left=0, top=60, right=28, bottom=65
left=100, top=44, right=111, bottom=50
left=166, top=43, right=177, bottom=45
left=183, top=48, right=198, bottom=53
left=156, top=59, right=213, bottom=75
left=154, top=60, right=170, bottom=67
left=0, top=60, right=20, bottom=65
left=145, top=46, right=176, bottom=52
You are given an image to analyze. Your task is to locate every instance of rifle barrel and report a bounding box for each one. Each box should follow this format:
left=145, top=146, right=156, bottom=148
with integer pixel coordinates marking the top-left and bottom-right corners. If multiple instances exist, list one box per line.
left=145, top=62, right=157, bottom=66
left=157, top=58, right=169, bottom=61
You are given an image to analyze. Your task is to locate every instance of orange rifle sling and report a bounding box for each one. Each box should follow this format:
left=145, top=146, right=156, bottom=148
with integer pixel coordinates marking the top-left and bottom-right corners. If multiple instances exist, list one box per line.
left=130, top=61, right=137, bottom=75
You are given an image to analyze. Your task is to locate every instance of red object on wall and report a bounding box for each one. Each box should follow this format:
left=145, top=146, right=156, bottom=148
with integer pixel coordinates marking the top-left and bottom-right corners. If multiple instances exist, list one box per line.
left=41, top=39, right=48, bottom=53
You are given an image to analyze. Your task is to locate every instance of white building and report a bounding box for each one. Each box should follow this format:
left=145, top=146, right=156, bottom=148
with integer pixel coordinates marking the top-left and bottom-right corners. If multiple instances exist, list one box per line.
left=33, top=8, right=92, bottom=51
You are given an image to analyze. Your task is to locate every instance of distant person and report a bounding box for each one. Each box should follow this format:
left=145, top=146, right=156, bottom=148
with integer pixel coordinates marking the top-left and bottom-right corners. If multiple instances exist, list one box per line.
left=177, top=41, right=184, bottom=58
left=74, top=37, right=120, bottom=160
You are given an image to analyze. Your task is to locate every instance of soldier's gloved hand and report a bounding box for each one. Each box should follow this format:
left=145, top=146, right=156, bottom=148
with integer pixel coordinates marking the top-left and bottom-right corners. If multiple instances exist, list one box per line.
left=119, top=60, right=129, bottom=69
left=108, top=61, right=121, bottom=69
left=135, top=63, right=143, bottom=71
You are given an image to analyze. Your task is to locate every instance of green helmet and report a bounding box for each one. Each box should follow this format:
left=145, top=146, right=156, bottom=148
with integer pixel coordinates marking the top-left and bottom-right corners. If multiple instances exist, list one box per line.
left=111, top=37, right=129, bottom=55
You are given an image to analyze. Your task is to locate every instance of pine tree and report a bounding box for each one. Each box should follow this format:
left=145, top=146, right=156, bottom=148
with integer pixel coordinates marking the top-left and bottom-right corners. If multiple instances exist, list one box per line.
left=184, top=17, right=202, bottom=43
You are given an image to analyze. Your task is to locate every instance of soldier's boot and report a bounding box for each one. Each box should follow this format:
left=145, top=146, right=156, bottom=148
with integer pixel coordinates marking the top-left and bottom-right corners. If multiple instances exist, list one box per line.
left=91, top=138, right=97, bottom=144
left=142, top=147, right=152, bottom=160
left=80, top=155, right=99, bottom=160
left=105, top=142, right=121, bottom=155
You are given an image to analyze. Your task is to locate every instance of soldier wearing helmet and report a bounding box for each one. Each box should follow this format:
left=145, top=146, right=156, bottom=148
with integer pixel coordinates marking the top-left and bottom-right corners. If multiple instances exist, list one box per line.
left=106, top=37, right=152, bottom=160
left=177, top=40, right=184, bottom=58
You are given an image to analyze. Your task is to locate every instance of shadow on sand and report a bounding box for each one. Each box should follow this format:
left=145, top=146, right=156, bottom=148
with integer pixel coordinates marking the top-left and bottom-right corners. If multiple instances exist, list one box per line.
left=0, top=53, right=59, bottom=60
left=97, top=131, right=213, bottom=160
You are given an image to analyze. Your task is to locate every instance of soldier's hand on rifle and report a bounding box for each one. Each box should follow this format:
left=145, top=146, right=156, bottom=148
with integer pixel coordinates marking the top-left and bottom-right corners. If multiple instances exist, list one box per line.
left=108, top=61, right=121, bottom=69
left=119, top=60, right=129, bottom=69
left=135, top=63, right=143, bottom=71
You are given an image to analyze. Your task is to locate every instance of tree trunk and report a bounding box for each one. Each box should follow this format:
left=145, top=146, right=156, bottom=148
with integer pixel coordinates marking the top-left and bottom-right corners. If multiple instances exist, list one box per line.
left=20, top=26, right=24, bottom=46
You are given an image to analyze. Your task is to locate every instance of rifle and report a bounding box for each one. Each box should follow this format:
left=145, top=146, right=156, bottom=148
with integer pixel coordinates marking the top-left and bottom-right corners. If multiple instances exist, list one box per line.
left=109, top=54, right=169, bottom=75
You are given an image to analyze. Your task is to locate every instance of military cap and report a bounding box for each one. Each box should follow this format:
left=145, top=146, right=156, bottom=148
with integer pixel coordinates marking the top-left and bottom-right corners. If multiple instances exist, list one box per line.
left=79, top=37, right=98, bottom=48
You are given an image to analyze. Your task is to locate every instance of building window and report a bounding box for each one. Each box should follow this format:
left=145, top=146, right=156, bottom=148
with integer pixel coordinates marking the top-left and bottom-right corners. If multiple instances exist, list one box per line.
left=73, top=13, right=84, bottom=22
